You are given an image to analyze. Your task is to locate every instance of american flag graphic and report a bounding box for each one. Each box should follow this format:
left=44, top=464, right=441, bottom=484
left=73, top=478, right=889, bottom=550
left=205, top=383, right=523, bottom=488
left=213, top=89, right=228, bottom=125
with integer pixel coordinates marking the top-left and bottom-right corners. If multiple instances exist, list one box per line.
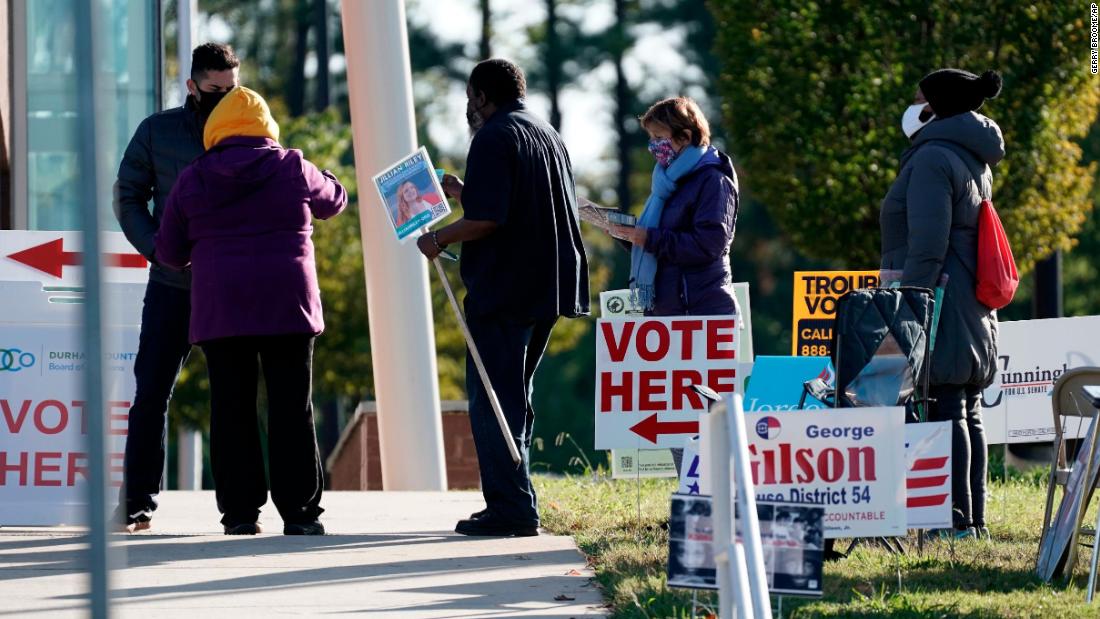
left=904, top=422, right=952, bottom=526
left=906, top=454, right=950, bottom=508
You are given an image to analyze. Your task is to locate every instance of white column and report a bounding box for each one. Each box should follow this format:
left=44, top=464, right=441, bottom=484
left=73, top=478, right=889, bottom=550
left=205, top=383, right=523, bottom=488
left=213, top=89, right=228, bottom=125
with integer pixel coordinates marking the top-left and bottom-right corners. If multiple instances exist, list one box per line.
left=338, top=0, right=447, bottom=490
left=177, top=0, right=197, bottom=99
left=177, top=428, right=202, bottom=490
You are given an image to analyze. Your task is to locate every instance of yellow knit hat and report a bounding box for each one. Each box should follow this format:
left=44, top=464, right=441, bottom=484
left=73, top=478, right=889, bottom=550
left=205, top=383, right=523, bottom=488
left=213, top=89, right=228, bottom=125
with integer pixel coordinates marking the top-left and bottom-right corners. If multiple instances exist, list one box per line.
left=203, top=86, right=280, bottom=150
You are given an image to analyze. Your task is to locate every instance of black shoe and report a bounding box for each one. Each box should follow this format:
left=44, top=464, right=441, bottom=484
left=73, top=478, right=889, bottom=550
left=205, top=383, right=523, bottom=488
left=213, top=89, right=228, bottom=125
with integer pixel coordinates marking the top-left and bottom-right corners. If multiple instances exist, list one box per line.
left=455, top=513, right=538, bottom=537
left=468, top=508, right=490, bottom=520
left=284, top=520, right=325, bottom=535
left=224, top=522, right=262, bottom=535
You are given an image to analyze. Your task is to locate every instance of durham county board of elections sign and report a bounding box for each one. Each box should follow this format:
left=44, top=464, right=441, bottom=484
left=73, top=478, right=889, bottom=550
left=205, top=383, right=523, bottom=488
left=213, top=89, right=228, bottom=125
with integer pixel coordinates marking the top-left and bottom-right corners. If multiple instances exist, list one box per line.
left=744, top=407, right=906, bottom=538
left=981, top=315, right=1100, bottom=444
left=0, top=283, right=143, bottom=525
left=595, top=316, right=739, bottom=450
left=791, top=270, right=879, bottom=357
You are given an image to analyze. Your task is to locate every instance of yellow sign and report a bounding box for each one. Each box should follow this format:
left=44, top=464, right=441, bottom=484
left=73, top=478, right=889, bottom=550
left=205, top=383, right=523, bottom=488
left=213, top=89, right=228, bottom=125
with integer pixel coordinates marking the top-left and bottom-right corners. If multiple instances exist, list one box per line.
left=792, top=270, right=879, bottom=356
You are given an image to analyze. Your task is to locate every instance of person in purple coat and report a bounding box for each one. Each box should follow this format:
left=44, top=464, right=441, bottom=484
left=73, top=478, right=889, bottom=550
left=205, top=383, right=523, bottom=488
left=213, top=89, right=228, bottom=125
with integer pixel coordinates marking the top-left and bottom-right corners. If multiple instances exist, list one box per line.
left=607, top=96, right=739, bottom=471
left=155, top=86, right=347, bottom=535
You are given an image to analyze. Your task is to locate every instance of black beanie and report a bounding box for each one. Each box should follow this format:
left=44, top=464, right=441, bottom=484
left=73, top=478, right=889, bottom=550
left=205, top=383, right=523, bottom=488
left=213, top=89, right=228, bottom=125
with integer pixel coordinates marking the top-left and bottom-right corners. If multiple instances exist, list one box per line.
left=919, top=69, right=1003, bottom=118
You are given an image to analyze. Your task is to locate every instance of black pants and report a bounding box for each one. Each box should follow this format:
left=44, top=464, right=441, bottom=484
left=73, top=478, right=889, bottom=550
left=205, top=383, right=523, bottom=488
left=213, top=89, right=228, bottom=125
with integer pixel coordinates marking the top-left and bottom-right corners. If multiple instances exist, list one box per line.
left=201, top=334, right=324, bottom=526
left=929, top=383, right=987, bottom=528
left=118, top=280, right=193, bottom=522
left=465, top=315, right=556, bottom=526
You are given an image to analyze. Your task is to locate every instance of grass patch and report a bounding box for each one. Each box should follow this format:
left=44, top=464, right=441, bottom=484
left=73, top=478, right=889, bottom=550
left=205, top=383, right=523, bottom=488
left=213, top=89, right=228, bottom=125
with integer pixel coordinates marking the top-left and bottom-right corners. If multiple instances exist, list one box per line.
left=537, top=473, right=1100, bottom=618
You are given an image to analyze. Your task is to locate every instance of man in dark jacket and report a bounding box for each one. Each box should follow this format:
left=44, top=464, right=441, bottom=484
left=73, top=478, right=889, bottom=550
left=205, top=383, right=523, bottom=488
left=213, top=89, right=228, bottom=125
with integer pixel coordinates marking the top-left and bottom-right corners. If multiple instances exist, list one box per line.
left=880, top=68, right=1005, bottom=539
left=111, top=43, right=240, bottom=532
left=417, top=59, right=590, bottom=537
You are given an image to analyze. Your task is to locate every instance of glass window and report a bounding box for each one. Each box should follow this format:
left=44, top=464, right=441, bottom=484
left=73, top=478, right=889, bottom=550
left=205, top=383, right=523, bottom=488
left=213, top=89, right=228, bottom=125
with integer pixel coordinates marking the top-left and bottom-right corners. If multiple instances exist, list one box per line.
left=23, top=0, right=158, bottom=231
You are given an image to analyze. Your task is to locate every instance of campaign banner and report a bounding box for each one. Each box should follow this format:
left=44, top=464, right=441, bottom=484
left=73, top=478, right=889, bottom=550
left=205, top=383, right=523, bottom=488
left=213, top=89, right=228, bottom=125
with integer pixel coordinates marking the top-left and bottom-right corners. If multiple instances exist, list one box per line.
left=667, top=495, right=825, bottom=597
left=667, top=493, right=717, bottom=589
left=744, top=407, right=906, bottom=538
left=609, top=449, right=677, bottom=479
left=791, top=270, right=879, bottom=357
left=682, top=414, right=946, bottom=531
left=371, top=146, right=451, bottom=242
left=981, top=316, right=1100, bottom=444
left=595, top=316, right=739, bottom=450
left=904, top=421, right=953, bottom=530
left=677, top=435, right=702, bottom=494
left=744, top=356, right=830, bottom=411
left=752, top=502, right=825, bottom=597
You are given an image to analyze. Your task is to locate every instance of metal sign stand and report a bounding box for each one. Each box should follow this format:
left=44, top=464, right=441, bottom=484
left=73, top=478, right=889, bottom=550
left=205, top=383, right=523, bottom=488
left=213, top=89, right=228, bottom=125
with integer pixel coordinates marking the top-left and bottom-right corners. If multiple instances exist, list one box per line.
left=432, top=258, right=521, bottom=466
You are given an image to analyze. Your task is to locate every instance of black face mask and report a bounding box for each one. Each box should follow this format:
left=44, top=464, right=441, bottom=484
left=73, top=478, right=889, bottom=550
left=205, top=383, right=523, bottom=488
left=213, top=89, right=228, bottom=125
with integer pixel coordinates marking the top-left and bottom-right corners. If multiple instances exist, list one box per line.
left=195, top=89, right=229, bottom=116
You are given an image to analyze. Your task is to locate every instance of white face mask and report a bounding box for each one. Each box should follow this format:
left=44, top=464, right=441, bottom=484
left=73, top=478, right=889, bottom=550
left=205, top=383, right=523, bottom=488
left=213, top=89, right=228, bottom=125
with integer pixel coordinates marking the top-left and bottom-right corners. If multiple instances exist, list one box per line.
left=901, top=103, right=934, bottom=138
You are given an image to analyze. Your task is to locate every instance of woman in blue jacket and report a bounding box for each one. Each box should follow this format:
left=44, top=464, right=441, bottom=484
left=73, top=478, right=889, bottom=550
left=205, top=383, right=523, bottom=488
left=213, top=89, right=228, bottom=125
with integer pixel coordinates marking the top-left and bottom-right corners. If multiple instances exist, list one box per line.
left=608, top=97, right=739, bottom=471
left=610, top=97, right=739, bottom=317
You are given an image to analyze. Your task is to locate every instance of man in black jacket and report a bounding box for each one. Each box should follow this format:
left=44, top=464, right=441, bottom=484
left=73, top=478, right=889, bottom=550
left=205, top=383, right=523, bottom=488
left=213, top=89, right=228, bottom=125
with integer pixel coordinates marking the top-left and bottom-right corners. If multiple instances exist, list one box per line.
left=112, top=43, right=240, bottom=533
left=417, top=59, right=589, bottom=536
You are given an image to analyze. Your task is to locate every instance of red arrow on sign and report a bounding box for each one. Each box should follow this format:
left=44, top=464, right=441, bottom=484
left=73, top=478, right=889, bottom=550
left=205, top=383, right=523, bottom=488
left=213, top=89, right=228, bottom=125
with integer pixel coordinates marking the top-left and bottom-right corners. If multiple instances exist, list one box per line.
left=629, top=413, right=699, bottom=444
left=6, top=238, right=147, bottom=278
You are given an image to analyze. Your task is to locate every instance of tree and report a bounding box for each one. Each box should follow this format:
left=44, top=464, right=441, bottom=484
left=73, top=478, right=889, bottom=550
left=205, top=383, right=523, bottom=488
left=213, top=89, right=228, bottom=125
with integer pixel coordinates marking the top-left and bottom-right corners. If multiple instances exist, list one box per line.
left=479, top=0, right=493, bottom=59
left=711, top=0, right=1100, bottom=272
left=314, top=0, right=331, bottom=110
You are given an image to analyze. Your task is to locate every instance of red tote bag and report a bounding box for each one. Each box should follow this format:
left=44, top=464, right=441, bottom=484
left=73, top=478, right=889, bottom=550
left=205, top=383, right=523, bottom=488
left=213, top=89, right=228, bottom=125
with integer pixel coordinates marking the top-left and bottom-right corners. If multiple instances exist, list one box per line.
left=975, top=198, right=1019, bottom=310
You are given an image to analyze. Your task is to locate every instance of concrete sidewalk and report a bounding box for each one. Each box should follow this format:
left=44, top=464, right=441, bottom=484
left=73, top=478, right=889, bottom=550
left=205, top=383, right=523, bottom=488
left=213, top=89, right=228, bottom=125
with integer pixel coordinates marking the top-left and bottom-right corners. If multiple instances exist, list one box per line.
left=0, top=491, right=606, bottom=618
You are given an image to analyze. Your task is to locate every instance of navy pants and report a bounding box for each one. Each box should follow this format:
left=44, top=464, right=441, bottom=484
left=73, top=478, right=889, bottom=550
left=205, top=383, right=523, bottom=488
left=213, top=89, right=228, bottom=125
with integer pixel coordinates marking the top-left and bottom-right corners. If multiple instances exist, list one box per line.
left=118, top=280, right=193, bottom=522
left=930, top=383, right=988, bottom=528
left=465, top=315, right=556, bottom=526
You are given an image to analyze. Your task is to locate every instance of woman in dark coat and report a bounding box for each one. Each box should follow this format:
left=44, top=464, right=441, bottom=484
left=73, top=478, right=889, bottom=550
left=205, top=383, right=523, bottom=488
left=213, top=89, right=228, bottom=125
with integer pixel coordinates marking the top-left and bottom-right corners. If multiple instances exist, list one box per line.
left=608, top=96, right=739, bottom=472
left=880, top=69, right=1004, bottom=540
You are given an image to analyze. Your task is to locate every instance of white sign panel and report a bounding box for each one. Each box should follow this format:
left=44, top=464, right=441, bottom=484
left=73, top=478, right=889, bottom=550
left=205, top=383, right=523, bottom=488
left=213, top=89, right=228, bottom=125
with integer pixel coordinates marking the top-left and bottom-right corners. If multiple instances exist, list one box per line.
left=0, top=283, right=142, bottom=525
left=610, top=449, right=677, bottom=479
left=744, top=407, right=907, bottom=538
left=981, top=316, right=1100, bottom=444
left=595, top=316, right=739, bottom=450
left=0, top=231, right=150, bottom=286
left=677, top=435, right=702, bottom=494
left=904, top=421, right=953, bottom=530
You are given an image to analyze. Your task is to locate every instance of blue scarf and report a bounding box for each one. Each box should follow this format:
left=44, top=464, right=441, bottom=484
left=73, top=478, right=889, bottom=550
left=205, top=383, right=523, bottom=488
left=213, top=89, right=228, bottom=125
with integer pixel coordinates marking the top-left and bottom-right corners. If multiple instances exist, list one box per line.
left=630, top=145, right=707, bottom=310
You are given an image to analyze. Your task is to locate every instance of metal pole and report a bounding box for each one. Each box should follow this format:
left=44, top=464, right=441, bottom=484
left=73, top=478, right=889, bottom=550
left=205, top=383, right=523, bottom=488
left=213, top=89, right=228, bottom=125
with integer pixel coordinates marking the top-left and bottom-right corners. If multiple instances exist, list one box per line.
left=177, top=427, right=202, bottom=490
left=727, top=393, right=773, bottom=619
left=705, top=409, right=738, bottom=619
left=432, top=258, right=520, bottom=465
left=339, top=0, right=446, bottom=490
left=75, top=0, right=113, bottom=615
left=172, top=0, right=202, bottom=495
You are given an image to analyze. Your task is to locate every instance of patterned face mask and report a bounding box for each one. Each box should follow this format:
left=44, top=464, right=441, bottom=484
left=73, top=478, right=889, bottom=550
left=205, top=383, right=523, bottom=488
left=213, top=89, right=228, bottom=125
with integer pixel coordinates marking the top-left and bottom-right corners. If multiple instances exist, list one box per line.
left=648, top=138, right=678, bottom=167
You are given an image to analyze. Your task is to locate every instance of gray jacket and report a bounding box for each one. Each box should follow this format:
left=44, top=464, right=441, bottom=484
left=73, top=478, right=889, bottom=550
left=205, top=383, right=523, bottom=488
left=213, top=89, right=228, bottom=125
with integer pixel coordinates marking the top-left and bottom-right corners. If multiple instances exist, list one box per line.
left=880, top=112, right=1005, bottom=388
left=113, top=98, right=205, bottom=290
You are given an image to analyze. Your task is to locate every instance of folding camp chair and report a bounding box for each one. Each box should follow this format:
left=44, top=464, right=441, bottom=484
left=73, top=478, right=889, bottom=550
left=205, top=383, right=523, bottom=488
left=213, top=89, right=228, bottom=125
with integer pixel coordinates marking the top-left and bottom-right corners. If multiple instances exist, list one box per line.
left=1037, top=367, right=1100, bottom=580
left=800, top=286, right=935, bottom=418
left=799, top=286, right=936, bottom=558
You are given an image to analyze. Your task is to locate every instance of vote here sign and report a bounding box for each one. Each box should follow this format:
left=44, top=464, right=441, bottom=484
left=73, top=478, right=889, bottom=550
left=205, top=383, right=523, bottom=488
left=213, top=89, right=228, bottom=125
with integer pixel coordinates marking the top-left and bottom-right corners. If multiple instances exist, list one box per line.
left=595, top=316, right=739, bottom=450
left=0, top=316, right=138, bottom=525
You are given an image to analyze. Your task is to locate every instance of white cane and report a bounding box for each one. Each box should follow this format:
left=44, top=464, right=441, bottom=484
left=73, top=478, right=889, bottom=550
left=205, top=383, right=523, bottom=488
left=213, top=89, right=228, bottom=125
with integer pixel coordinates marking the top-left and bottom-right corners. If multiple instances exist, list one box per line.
left=432, top=257, right=523, bottom=466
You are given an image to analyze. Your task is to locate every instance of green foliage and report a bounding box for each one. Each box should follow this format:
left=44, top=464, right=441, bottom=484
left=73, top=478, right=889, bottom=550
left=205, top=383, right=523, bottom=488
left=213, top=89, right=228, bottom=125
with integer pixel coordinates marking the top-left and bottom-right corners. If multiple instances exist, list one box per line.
left=711, top=0, right=1100, bottom=272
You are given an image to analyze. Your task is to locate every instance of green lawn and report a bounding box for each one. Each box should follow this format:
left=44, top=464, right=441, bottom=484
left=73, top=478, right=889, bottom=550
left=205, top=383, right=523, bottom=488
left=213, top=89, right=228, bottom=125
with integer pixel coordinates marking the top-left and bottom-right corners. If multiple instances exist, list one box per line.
left=537, top=473, right=1100, bottom=618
